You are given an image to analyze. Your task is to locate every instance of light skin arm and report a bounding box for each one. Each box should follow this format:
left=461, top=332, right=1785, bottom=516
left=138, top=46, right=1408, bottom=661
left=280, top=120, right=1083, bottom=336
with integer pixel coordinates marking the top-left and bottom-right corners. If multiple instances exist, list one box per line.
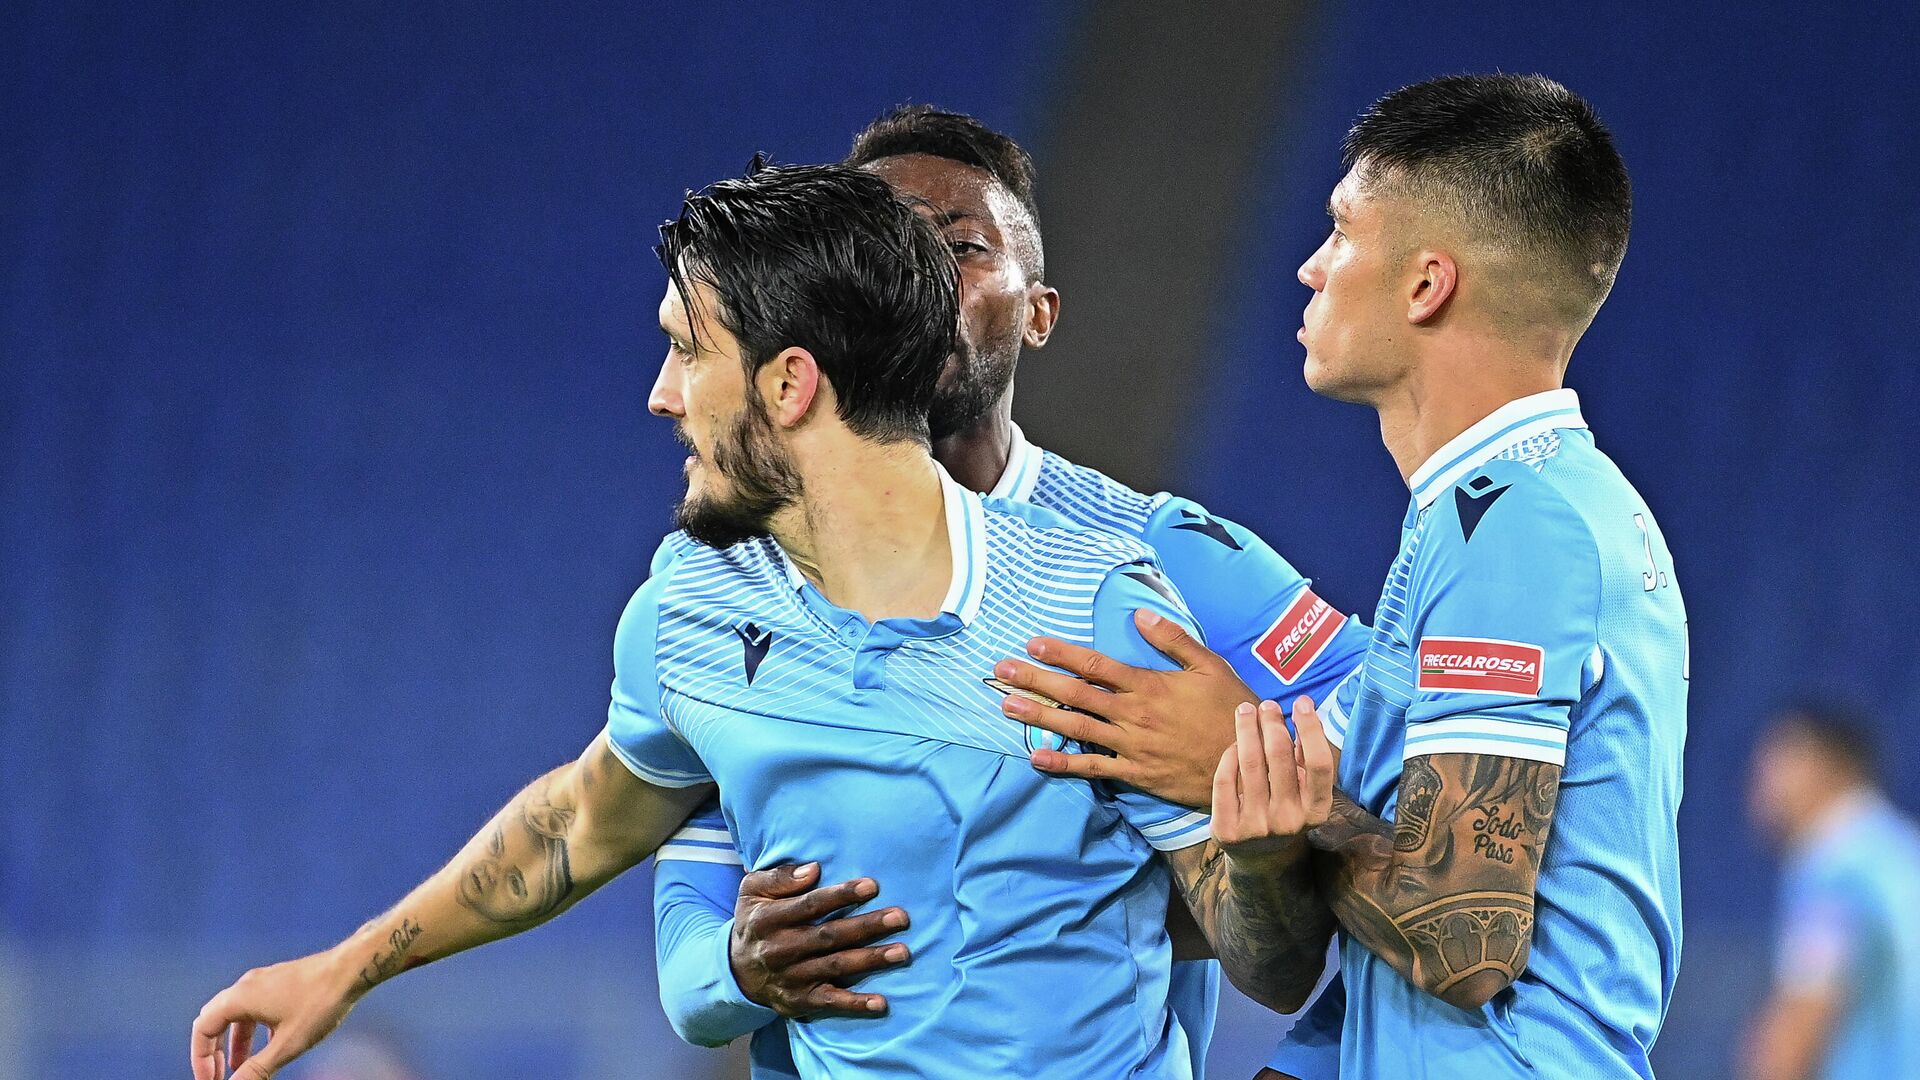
left=1160, top=700, right=1340, bottom=1014
left=1305, top=749, right=1559, bottom=1009
left=997, top=615, right=1559, bottom=1010
left=1740, top=986, right=1843, bottom=1080
left=189, top=733, right=711, bottom=1080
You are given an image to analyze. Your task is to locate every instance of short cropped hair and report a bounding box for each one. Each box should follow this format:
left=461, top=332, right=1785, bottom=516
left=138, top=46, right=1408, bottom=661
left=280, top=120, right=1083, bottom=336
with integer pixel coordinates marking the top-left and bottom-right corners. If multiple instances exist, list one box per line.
left=655, top=159, right=959, bottom=443
left=1772, top=699, right=1881, bottom=785
left=1343, top=73, right=1632, bottom=316
left=847, top=105, right=1044, bottom=279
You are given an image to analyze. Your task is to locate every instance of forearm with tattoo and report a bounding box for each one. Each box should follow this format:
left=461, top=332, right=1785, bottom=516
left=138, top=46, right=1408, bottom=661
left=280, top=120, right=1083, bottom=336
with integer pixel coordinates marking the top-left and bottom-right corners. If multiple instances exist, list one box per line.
left=1306, top=754, right=1560, bottom=1010
left=1165, top=841, right=1336, bottom=1013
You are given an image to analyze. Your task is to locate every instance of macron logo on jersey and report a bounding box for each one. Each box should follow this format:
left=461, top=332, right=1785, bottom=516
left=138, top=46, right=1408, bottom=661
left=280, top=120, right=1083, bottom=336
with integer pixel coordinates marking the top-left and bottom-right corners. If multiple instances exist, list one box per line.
left=1416, top=637, right=1544, bottom=697
left=735, top=622, right=773, bottom=685
left=1253, top=589, right=1347, bottom=685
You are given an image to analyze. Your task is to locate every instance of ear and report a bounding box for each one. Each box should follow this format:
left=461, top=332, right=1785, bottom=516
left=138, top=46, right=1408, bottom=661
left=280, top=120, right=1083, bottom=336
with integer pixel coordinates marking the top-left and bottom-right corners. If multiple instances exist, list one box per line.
left=1407, top=250, right=1458, bottom=325
left=756, top=347, right=822, bottom=428
left=1023, top=283, right=1062, bottom=349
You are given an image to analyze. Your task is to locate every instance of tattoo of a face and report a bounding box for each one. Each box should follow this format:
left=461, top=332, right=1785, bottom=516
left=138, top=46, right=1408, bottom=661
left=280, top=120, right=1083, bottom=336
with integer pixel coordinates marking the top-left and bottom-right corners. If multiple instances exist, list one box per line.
left=1394, top=757, right=1443, bottom=852
left=456, top=777, right=577, bottom=925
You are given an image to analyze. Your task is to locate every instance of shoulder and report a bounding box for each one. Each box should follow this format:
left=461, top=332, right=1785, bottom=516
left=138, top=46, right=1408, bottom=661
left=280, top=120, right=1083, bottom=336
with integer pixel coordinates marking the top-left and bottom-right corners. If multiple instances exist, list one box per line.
left=1421, top=456, right=1601, bottom=572
left=981, top=495, right=1159, bottom=574
left=1027, top=449, right=1160, bottom=539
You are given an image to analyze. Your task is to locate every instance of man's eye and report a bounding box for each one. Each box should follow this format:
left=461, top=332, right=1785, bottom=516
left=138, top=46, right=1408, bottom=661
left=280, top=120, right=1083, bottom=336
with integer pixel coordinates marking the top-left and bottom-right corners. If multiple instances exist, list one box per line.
left=950, top=241, right=987, bottom=257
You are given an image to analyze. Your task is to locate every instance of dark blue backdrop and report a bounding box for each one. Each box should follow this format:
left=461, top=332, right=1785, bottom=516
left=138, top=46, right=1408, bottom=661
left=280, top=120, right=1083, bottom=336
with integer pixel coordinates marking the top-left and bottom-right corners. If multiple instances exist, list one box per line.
left=5, top=4, right=1916, bottom=1079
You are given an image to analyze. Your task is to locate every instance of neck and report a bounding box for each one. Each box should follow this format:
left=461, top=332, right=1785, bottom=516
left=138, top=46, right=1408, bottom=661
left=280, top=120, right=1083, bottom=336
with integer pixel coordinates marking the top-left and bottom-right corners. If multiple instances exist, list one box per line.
left=770, top=431, right=952, bottom=622
left=930, top=391, right=1016, bottom=495
left=1374, top=338, right=1569, bottom=486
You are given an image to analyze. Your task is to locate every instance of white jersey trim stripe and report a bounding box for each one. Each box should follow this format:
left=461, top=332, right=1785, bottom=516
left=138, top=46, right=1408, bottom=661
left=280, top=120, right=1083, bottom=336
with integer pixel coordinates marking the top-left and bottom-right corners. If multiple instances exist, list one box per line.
left=1408, top=389, right=1588, bottom=509
left=656, top=845, right=746, bottom=866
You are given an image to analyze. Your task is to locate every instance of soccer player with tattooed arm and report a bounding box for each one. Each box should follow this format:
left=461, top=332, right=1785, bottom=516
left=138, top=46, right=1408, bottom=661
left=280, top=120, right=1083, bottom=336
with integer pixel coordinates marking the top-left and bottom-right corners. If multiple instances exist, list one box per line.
left=997, top=74, right=1688, bottom=1078
left=190, top=161, right=1346, bottom=1080
left=648, top=106, right=1363, bottom=1080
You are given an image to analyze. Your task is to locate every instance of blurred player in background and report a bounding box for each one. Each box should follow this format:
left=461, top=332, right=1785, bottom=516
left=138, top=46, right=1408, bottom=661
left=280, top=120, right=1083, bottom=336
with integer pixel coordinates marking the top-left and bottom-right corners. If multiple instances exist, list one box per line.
left=1741, top=702, right=1920, bottom=1080
left=191, top=161, right=1330, bottom=1080
left=997, top=73, right=1687, bottom=1078
left=649, top=106, right=1363, bottom=1080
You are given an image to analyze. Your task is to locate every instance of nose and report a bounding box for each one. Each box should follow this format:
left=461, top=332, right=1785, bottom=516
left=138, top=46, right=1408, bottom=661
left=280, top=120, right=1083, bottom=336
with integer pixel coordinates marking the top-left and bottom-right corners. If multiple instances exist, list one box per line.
left=1298, top=237, right=1329, bottom=290
left=648, top=354, right=684, bottom=418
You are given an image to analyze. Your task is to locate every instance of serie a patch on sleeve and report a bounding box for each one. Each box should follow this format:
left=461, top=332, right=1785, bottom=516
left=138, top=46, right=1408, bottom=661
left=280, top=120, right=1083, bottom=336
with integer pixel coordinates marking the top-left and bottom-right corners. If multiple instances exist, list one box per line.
left=1416, top=637, right=1545, bottom=696
left=1253, top=588, right=1348, bottom=685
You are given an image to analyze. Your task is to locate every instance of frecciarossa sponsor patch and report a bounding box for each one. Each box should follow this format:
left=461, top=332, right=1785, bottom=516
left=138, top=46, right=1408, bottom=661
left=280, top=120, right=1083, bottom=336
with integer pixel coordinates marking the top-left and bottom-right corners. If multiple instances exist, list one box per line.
left=1416, top=637, right=1544, bottom=696
left=1253, top=589, right=1347, bottom=685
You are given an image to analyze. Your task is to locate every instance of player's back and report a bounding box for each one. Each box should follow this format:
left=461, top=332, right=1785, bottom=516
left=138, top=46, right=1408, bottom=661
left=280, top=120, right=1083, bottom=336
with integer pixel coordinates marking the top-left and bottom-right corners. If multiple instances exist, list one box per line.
left=610, top=474, right=1210, bottom=1079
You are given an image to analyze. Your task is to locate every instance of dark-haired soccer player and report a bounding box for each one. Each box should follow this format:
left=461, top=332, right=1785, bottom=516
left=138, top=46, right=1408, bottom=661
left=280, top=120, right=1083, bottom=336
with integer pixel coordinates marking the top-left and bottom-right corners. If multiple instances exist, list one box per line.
left=998, top=74, right=1688, bottom=1078
left=648, top=107, right=1365, bottom=1079
left=190, top=162, right=1324, bottom=1080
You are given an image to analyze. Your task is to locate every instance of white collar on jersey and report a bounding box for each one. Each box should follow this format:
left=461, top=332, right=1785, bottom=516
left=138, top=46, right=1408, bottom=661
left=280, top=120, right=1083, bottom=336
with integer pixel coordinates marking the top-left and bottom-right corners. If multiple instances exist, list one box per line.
left=986, top=422, right=1045, bottom=504
left=776, top=464, right=990, bottom=625
left=1407, top=388, right=1589, bottom=510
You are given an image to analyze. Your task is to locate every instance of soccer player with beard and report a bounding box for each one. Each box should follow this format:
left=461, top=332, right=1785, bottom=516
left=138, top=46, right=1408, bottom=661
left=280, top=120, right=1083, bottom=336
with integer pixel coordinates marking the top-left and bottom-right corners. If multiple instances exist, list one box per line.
left=190, top=161, right=1331, bottom=1080
left=649, top=108, right=1365, bottom=1080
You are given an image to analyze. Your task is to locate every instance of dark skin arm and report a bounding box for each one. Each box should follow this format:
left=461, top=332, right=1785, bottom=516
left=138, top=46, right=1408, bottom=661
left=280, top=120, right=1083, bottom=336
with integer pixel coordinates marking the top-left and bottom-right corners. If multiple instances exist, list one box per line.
left=998, top=614, right=1561, bottom=1009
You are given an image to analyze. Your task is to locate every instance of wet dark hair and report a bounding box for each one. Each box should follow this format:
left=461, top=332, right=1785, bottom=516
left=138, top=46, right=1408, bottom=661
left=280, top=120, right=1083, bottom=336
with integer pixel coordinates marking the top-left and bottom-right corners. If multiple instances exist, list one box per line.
left=1772, top=698, right=1880, bottom=784
left=1343, top=73, right=1632, bottom=315
left=848, top=104, right=1044, bottom=279
left=656, top=159, right=959, bottom=443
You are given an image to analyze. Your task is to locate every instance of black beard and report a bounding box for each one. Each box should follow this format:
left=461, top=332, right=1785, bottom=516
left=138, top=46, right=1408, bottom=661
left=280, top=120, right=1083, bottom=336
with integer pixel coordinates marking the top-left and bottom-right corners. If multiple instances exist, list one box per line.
left=928, top=328, right=1022, bottom=442
left=674, top=398, right=803, bottom=549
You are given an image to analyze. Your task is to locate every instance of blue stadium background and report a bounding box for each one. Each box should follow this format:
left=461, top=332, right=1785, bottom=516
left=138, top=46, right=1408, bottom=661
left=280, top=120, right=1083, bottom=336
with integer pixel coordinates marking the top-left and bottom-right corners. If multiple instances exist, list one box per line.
left=4, top=4, right=1916, bottom=1077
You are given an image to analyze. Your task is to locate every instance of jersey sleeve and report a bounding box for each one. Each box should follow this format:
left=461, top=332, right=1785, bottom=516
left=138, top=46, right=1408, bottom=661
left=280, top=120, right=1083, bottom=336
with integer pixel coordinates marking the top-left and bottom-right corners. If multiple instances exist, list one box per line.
left=653, top=796, right=780, bottom=1047
left=1089, top=560, right=1212, bottom=850
left=1263, top=968, right=1346, bottom=1079
left=1403, top=461, right=1601, bottom=766
left=1141, top=497, right=1368, bottom=712
left=603, top=571, right=711, bottom=787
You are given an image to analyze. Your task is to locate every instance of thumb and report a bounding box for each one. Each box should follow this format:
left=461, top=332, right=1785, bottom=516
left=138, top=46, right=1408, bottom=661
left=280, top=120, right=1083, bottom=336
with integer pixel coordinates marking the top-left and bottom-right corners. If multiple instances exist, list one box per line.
left=230, top=1045, right=283, bottom=1080
left=1133, top=609, right=1218, bottom=672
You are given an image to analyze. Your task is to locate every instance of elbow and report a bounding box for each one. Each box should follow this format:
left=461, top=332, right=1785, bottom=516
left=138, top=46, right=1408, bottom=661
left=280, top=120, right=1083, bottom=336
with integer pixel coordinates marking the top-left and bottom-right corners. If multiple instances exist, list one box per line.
left=1425, top=959, right=1525, bottom=1011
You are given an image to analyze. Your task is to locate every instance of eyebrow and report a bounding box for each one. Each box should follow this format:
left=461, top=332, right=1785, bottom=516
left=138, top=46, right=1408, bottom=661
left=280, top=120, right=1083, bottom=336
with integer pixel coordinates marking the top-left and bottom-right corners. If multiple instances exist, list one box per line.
left=932, top=209, right=979, bottom=227
left=1325, top=198, right=1345, bottom=222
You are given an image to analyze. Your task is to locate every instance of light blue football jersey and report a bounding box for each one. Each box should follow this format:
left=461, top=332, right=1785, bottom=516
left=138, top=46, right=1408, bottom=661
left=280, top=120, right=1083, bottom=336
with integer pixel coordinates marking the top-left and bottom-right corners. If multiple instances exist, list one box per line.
left=649, top=427, right=1369, bottom=1078
left=1773, top=793, right=1920, bottom=1080
left=609, top=469, right=1216, bottom=1080
left=1285, top=389, right=1687, bottom=1078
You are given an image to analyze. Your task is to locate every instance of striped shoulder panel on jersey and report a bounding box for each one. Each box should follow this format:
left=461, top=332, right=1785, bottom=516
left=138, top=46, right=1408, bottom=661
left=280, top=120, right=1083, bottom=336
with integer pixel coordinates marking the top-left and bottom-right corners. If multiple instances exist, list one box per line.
left=1027, top=449, right=1159, bottom=540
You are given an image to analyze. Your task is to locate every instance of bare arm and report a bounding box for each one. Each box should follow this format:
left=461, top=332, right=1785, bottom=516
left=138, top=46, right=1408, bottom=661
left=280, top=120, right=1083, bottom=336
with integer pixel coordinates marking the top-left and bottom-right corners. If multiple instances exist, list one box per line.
left=191, top=733, right=711, bottom=1080
left=1306, top=751, right=1560, bottom=1010
left=1160, top=700, right=1339, bottom=1014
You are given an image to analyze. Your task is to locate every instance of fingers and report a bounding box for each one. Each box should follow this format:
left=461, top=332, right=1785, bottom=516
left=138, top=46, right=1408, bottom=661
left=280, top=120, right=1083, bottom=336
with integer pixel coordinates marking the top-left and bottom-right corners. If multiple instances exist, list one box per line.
left=769, top=876, right=880, bottom=925
left=1210, top=740, right=1240, bottom=834
left=1019, top=638, right=1144, bottom=693
left=787, top=942, right=912, bottom=989
left=1292, top=697, right=1335, bottom=821
left=740, top=861, right=823, bottom=901
left=761, top=907, right=910, bottom=968
left=999, top=695, right=1112, bottom=749
left=1132, top=609, right=1225, bottom=672
left=1259, top=701, right=1303, bottom=830
left=193, top=992, right=248, bottom=1080
left=1027, top=748, right=1128, bottom=782
left=800, top=984, right=890, bottom=1017
left=229, top=1019, right=257, bottom=1074
left=994, top=659, right=1124, bottom=718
